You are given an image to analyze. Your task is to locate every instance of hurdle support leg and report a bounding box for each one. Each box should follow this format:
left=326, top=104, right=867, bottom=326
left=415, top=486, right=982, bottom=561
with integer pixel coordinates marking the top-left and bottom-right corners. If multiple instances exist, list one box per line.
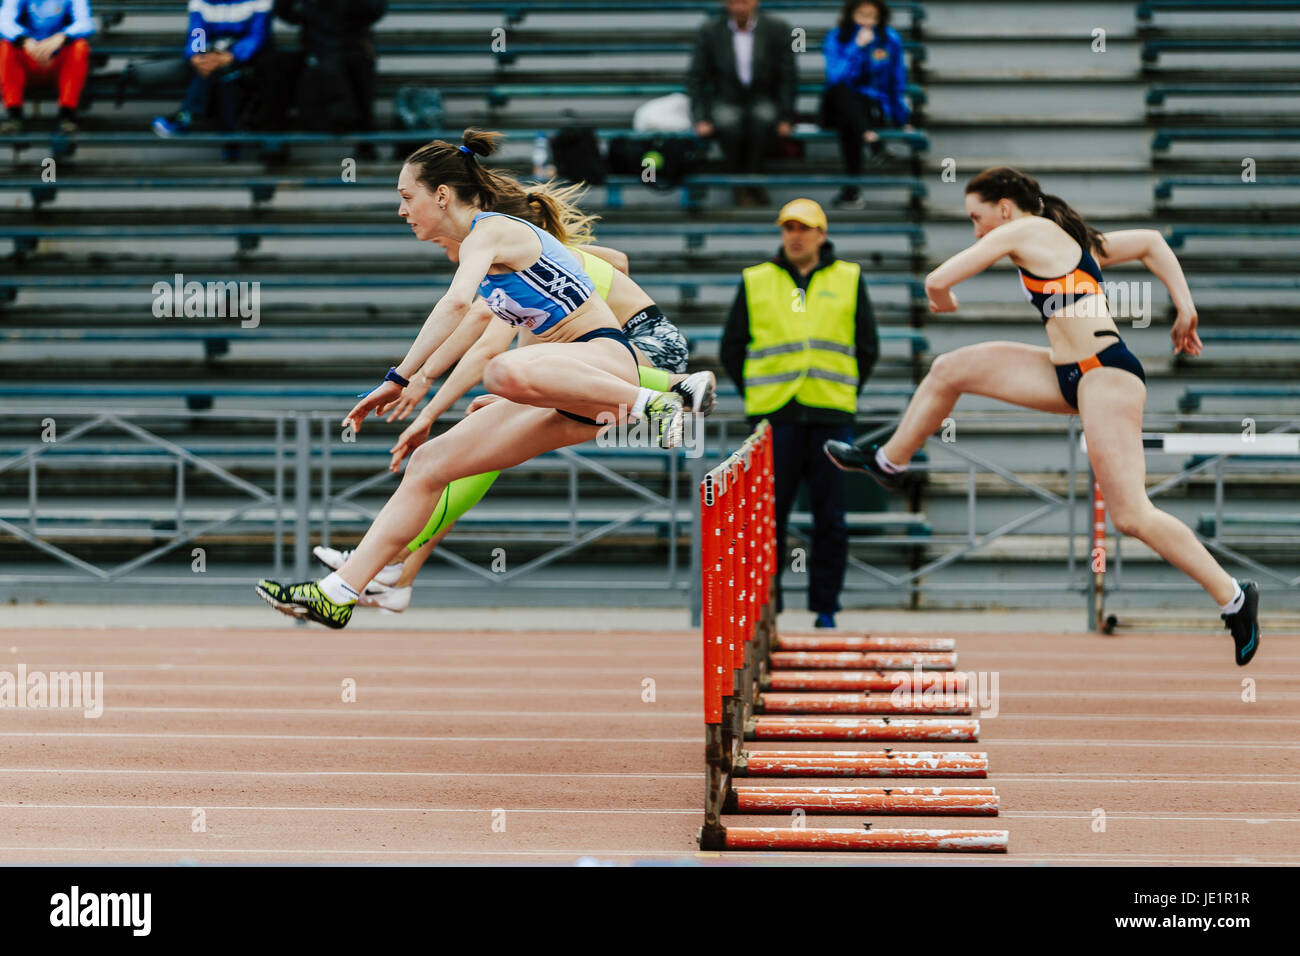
left=700, top=722, right=729, bottom=851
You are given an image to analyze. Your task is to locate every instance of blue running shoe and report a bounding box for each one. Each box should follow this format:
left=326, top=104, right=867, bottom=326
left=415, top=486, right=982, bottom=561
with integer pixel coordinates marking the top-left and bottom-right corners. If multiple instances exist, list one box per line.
left=814, top=612, right=836, bottom=629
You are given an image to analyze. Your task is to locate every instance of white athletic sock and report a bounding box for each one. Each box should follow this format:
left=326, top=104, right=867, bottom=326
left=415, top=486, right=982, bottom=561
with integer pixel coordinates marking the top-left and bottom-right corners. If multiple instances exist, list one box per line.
left=1218, top=579, right=1244, bottom=615
left=629, top=387, right=654, bottom=421
left=875, top=447, right=907, bottom=474
left=319, top=572, right=359, bottom=605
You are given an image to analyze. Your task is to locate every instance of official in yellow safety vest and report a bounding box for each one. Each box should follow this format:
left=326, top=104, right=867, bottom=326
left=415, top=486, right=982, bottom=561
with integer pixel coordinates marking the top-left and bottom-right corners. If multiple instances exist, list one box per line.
left=720, top=198, right=880, bottom=628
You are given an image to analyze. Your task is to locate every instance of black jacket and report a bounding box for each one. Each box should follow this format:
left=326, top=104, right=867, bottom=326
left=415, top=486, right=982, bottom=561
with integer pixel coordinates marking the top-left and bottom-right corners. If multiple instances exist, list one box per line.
left=686, top=12, right=797, bottom=124
left=275, top=0, right=386, bottom=57
left=720, top=241, right=880, bottom=425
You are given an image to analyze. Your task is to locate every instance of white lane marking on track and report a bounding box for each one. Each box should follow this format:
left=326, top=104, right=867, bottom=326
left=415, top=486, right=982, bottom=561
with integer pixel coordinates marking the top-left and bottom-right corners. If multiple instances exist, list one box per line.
left=975, top=738, right=1300, bottom=749
left=0, top=732, right=702, bottom=743
left=61, top=683, right=694, bottom=696
left=0, top=768, right=699, bottom=777
left=8, top=664, right=701, bottom=674
left=74, top=683, right=1300, bottom=700
left=2, top=805, right=1292, bottom=823
left=0, top=804, right=702, bottom=814
left=1000, top=811, right=1299, bottom=822
left=4, top=706, right=701, bottom=718
left=0, top=847, right=1295, bottom=863
left=3, top=705, right=1288, bottom=722
left=989, top=774, right=1300, bottom=784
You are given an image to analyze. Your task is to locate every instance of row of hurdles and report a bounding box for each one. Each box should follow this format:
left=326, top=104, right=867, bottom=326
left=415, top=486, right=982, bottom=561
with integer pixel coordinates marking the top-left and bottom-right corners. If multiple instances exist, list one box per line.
left=697, top=421, right=1009, bottom=853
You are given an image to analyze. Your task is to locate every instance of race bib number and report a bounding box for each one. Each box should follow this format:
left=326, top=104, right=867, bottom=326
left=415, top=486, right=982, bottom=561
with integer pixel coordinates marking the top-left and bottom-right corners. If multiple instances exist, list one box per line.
left=484, top=288, right=551, bottom=330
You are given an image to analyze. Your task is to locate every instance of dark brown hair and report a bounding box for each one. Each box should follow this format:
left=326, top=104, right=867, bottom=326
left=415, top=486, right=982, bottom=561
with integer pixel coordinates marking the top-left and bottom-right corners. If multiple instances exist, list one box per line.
left=837, top=0, right=889, bottom=43
left=405, top=128, right=597, bottom=245
left=965, top=166, right=1107, bottom=257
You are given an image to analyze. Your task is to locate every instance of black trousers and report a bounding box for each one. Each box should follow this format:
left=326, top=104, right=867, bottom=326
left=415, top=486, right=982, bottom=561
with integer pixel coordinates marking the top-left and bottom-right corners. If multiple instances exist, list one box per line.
left=820, top=83, right=891, bottom=176
left=711, top=94, right=779, bottom=173
left=763, top=421, right=853, bottom=615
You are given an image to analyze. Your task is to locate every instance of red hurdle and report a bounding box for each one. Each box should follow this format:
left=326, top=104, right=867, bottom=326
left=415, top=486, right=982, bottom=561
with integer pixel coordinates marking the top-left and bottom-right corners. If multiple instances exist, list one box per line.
left=698, top=421, right=1008, bottom=853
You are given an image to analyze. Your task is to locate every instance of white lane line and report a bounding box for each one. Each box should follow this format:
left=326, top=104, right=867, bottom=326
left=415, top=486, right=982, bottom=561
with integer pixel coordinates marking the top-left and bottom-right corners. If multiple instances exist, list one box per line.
left=57, top=683, right=690, bottom=697
left=0, top=847, right=1293, bottom=862
left=0, top=768, right=698, bottom=778
left=991, top=714, right=1300, bottom=723
left=989, top=775, right=1300, bottom=784
left=0, top=804, right=700, bottom=814
left=999, top=812, right=1297, bottom=823
left=4, top=647, right=694, bottom=658
left=5, top=704, right=1288, bottom=722
left=1, top=706, right=700, bottom=718
left=978, top=738, right=1300, bottom=749
left=6, top=664, right=700, bottom=675
left=0, top=732, right=701, bottom=743
left=1, top=805, right=1290, bottom=823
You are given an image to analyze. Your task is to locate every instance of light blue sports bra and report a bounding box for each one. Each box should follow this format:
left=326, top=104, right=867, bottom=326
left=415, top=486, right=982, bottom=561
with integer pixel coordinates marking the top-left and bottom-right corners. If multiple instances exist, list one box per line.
left=469, top=211, right=595, bottom=334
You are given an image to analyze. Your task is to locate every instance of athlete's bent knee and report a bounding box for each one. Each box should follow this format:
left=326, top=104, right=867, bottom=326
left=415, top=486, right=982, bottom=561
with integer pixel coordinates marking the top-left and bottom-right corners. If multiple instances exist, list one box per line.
left=1109, top=504, right=1150, bottom=539
left=926, top=350, right=965, bottom=392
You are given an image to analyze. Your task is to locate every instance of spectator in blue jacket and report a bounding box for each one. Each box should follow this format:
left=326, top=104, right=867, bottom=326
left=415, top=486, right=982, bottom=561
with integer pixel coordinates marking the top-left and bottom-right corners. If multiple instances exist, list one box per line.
left=0, top=0, right=94, bottom=133
left=820, top=0, right=910, bottom=208
left=151, top=0, right=274, bottom=154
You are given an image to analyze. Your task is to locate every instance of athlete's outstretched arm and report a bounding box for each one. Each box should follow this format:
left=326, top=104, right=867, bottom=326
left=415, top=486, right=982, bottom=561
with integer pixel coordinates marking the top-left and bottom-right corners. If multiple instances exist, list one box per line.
left=382, top=301, right=494, bottom=421
left=1097, top=229, right=1201, bottom=355
left=576, top=243, right=630, bottom=274
left=389, top=320, right=520, bottom=471
left=343, top=228, right=499, bottom=432
left=923, top=221, right=1023, bottom=312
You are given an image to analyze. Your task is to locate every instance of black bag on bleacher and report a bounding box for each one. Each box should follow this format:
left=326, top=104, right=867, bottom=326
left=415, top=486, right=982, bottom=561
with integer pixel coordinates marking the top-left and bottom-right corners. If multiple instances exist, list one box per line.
left=607, top=134, right=702, bottom=190
left=549, top=126, right=607, bottom=185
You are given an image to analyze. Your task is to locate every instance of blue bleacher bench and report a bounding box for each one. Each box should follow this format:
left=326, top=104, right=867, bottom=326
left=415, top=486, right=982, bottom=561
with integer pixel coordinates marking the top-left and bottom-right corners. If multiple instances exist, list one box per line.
left=1178, top=385, right=1300, bottom=413
left=1154, top=175, right=1300, bottom=200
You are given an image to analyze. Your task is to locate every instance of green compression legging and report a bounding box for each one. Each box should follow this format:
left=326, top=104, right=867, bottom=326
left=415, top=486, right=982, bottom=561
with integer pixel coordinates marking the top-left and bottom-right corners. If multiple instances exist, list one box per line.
left=403, top=366, right=672, bottom=553
left=406, top=470, right=500, bottom=552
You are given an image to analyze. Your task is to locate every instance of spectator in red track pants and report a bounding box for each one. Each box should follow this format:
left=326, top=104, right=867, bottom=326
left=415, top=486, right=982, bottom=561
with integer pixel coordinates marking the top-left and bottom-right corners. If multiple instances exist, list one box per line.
left=0, top=0, right=94, bottom=133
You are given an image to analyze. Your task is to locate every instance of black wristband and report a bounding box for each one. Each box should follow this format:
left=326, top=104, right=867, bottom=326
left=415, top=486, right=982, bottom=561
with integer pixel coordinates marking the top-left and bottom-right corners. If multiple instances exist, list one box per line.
left=384, top=367, right=410, bottom=388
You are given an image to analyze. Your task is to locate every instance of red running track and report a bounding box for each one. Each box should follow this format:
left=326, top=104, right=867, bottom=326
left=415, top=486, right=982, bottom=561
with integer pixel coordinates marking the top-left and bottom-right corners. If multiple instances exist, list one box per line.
left=0, top=626, right=1296, bottom=865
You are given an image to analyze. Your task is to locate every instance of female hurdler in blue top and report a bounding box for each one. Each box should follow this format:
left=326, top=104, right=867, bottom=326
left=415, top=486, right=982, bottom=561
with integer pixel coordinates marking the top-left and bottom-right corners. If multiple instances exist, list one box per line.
left=254, top=128, right=684, bottom=629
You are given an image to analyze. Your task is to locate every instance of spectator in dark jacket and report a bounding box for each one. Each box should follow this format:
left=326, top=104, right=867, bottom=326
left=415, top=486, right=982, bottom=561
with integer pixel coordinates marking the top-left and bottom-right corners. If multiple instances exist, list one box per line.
left=272, top=0, right=386, bottom=135
left=150, top=0, right=275, bottom=155
left=0, top=0, right=94, bottom=133
left=820, top=0, right=910, bottom=208
left=686, top=0, right=796, bottom=207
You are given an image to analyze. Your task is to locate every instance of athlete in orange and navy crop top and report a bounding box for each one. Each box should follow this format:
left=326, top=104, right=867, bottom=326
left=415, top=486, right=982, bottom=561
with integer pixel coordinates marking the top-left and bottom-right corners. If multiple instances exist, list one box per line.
left=1015, top=243, right=1146, bottom=410
left=1018, top=244, right=1106, bottom=323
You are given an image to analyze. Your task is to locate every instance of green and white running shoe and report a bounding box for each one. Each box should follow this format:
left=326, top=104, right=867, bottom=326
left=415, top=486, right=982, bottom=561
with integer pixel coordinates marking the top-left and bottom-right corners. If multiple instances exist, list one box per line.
left=255, top=579, right=354, bottom=629
left=645, top=391, right=685, bottom=449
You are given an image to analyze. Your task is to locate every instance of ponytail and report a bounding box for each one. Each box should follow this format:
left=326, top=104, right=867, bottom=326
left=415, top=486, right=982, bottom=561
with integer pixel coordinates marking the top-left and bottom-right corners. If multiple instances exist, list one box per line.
left=965, top=166, right=1107, bottom=257
left=493, top=178, right=600, bottom=246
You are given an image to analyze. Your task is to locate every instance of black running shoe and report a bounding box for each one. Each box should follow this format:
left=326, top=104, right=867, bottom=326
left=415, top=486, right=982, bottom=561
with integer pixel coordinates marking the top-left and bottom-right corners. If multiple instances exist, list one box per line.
left=255, top=579, right=354, bottom=629
left=1221, top=580, right=1260, bottom=666
left=823, top=439, right=906, bottom=491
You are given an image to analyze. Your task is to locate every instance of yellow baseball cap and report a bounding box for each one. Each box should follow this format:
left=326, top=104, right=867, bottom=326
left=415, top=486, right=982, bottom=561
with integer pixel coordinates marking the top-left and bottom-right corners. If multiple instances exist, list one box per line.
left=776, top=198, right=827, bottom=231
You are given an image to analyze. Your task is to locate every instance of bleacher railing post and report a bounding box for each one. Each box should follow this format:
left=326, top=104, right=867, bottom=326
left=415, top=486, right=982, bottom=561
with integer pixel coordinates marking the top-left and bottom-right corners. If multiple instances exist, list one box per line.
left=294, top=411, right=311, bottom=582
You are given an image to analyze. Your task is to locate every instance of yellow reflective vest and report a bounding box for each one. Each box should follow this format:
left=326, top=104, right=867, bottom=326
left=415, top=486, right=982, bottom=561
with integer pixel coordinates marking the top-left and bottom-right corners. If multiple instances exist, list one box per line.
left=741, top=259, right=861, bottom=416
